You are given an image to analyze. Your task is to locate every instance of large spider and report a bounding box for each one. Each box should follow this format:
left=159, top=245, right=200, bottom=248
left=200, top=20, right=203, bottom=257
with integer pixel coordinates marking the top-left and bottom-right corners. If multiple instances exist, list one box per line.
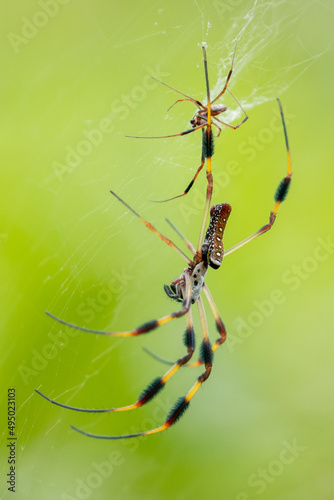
left=35, top=99, right=291, bottom=439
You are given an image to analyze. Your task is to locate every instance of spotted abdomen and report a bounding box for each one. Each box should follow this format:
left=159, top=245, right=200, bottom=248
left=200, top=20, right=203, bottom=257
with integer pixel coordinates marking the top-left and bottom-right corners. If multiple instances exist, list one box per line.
left=201, top=203, right=231, bottom=269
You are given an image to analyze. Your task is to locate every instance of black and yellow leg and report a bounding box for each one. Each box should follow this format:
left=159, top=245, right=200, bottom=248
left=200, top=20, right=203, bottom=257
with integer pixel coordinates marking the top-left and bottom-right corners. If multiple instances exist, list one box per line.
left=159, top=296, right=213, bottom=427
left=197, top=126, right=214, bottom=253
left=196, top=46, right=214, bottom=252
left=202, top=284, right=227, bottom=353
left=35, top=309, right=195, bottom=414
left=69, top=299, right=211, bottom=439
left=110, top=190, right=190, bottom=263
left=151, top=129, right=206, bottom=203
left=224, top=98, right=291, bottom=258
left=187, top=284, right=227, bottom=367
left=45, top=270, right=192, bottom=337
left=143, top=283, right=226, bottom=368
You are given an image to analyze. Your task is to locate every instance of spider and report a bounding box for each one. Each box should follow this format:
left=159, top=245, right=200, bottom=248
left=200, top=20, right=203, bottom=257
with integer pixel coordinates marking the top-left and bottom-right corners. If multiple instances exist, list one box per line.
left=127, top=44, right=248, bottom=270
left=35, top=99, right=291, bottom=440
left=127, top=44, right=248, bottom=203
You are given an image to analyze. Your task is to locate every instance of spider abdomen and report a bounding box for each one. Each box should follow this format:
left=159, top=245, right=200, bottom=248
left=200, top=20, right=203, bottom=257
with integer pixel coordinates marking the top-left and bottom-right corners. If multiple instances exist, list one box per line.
left=211, top=103, right=227, bottom=116
left=202, top=203, right=231, bottom=269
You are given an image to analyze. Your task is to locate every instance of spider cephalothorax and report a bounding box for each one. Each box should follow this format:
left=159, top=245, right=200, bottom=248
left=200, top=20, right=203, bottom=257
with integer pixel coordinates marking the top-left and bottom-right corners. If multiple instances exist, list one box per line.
left=164, top=203, right=232, bottom=304
left=164, top=261, right=208, bottom=305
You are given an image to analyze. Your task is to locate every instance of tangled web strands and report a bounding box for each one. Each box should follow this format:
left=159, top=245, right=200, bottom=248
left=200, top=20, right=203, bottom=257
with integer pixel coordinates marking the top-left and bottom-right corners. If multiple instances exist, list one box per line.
left=203, top=0, right=329, bottom=124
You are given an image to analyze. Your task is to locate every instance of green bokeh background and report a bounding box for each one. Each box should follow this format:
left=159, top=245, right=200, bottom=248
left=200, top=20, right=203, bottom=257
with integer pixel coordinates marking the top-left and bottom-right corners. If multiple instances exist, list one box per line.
left=1, top=1, right=333, bottom=499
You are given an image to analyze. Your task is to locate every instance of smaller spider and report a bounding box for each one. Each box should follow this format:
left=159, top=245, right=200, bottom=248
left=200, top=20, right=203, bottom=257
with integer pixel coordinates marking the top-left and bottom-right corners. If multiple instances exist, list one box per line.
left=35, top=99, right=291, bottom=440
left=127, top=44, right=248, bottom=284
left=129, top=45, right=247, bottom=134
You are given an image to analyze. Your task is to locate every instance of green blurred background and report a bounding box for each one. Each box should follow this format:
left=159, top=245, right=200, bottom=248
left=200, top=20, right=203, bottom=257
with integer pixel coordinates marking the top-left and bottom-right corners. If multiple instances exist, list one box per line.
left=1, top=0, right=333, bottom=499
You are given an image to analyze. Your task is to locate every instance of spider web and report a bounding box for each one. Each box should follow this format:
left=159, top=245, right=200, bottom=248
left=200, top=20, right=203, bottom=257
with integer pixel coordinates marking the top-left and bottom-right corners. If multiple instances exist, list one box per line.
left=5, top=0, right=332, bottom=497
left=198, top=0, right=330, bottom=123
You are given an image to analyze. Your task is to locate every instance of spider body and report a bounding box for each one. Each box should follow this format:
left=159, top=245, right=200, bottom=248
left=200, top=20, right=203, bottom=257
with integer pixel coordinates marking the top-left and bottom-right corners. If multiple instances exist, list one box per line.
left=163, top=264, right=207, bottom=305
left=202, top=203, right=231, bottom=269
left=165, top=203, right=231, bottom=305
left=190, top=103, right=228, bottom=130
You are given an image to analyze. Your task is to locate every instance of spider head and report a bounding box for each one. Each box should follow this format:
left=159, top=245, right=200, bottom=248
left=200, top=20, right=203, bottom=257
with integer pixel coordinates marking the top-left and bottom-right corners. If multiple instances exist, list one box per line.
left=201, top=203, right=232, bottom=269
left=163, top=261, right=208, bottom=305
left=191, top=111, right=208, bottom=128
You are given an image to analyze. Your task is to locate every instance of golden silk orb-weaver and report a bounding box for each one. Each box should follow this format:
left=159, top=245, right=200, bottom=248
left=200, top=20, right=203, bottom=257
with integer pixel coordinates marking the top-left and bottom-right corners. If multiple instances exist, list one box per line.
left=35, top=99, right=291, bottom=439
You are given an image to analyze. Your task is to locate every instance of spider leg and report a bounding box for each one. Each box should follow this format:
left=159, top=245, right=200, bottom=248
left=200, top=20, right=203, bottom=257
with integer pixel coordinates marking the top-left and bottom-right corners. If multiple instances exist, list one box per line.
left=211, top=41, right=237, bottom=105
left=151, top=76, right=205, bottom=110
left=35, top=309, right=195, bottom=414
left=167, top=98, right=203, bottom=113
left=45, top=193, right=194, bottom=335
left=125, top=122, right=206, bottom=140
left=129, top=47, right=213, bottom=201
left=45, top=272, right=192, bottom=337
left=202, top=284, right=226, bottom=353
left=165, top=219, right=196, bottom=255
left=214, top=115, right=248, bottom=131
left=150, top=129, right=206, bottom=203
left=110, top=190, right=190, bottom=262
left=144, top=283, right=227, bottom=368
left=142, top=346, right=175, bottom=366
left=196, top=46, right=213, bottom=254
left=214, top=90, right=248, bottom=130
left=70, top=297, right=212, bottom=439
left=224, top=98, right=291, bottom=258
left=188, top=284, right=227, bottom=366
left=212, top=120, right=222, bottom=137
